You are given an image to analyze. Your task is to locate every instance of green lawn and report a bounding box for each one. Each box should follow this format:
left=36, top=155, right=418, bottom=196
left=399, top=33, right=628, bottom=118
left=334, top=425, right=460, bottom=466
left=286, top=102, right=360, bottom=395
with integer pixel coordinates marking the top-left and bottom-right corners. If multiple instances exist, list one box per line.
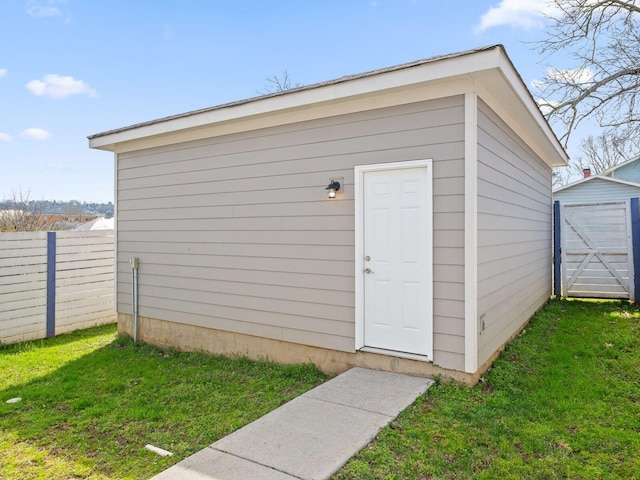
left=3, top=299, right=639, bottom=480
left=334, top=299, right=640, bottom=479
left=0, top=325, right=328, bottom=479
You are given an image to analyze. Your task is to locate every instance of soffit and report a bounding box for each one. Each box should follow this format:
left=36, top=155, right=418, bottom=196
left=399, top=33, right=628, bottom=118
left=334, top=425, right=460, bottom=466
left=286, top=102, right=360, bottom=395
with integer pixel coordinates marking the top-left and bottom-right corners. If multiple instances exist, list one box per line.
left=89, top=46, right=568, bottom=167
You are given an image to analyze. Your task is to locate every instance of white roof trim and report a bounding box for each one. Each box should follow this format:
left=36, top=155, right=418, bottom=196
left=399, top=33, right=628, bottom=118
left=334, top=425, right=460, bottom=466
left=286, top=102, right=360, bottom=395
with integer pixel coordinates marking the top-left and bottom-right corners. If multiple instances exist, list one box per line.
left=599, top=153, right=640, bottom=177
left=89, top=45, right=568, bottom=167
left=553, top=174, right=640, bottom=193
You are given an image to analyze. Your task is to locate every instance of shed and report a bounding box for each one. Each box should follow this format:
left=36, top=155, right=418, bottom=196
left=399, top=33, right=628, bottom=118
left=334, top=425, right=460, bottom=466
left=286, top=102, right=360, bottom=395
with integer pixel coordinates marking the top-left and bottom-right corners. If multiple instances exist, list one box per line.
left=553, top=175, right=640, bottom=204
left=603, top=154, right=640, bottom=183
left=89, top=45, right=568, bottom=384
left=553, top=155, right=640, bottom=205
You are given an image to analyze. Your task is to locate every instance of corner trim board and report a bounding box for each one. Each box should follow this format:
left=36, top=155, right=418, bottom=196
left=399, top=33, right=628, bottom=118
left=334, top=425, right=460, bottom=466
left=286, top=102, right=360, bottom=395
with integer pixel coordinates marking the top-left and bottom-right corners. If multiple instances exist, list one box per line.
left=464, top=91, right=478, bottom=373
left=113, top=152, right=118, bottom=311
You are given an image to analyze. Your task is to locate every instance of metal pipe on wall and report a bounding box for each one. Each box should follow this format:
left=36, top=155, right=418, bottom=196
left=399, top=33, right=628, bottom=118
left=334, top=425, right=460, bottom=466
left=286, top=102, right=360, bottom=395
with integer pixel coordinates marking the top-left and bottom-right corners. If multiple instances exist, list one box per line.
left=130, top=257, right=139, bottom=342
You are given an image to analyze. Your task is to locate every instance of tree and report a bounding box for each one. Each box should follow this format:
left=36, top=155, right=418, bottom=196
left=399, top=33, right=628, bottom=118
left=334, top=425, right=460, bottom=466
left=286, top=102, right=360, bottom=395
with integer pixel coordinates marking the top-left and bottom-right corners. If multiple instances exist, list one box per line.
left=64, top=199, right=84, bottom=217
left=0, top=190, right=60, bottom=232
left=572, top=131, right=640, bottom=175
left=553, top=167, right=571, bottom=187
left=259, top=70, right=302, bottom=94
left=536, top=1, right=640, bottom=148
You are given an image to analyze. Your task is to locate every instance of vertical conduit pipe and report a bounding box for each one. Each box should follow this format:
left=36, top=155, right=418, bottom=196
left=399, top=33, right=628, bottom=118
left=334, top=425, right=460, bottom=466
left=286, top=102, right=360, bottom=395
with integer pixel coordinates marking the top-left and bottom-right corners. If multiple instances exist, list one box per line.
left=130, top=257, right=140, bottom=342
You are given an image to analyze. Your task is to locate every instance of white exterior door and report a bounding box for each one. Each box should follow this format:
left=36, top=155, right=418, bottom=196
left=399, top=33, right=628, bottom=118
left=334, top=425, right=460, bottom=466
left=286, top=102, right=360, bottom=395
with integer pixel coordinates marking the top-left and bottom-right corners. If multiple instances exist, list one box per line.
left=360, top=162, right=432, bottom=358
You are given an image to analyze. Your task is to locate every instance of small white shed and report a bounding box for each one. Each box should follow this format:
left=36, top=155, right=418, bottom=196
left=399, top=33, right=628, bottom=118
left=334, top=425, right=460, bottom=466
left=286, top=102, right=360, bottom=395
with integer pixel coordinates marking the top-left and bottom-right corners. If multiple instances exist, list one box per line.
left=89, top=45, right=567, bottom=384
left=553, top=176, right=640, bottom=204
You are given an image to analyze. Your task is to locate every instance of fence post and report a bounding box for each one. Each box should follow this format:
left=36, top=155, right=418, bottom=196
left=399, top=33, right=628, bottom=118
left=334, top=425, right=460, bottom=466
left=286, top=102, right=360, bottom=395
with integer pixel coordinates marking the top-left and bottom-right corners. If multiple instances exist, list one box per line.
left=553, top=201, right=561, bottom=297
left=631, top=198, right=640, bottom=303
left=46, top=231, right=56, bottom=338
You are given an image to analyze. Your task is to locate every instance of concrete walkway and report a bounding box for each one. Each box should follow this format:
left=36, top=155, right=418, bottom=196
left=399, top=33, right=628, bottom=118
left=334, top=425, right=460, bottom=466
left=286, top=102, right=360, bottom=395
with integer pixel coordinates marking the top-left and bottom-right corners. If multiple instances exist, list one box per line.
left=151, top=367, right=433, bottom=480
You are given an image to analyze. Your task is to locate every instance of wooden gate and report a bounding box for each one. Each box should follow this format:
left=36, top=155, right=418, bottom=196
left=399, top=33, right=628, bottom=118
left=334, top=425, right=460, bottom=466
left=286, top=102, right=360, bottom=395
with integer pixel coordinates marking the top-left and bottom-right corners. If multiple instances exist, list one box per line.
left=559, top=201, right=634, bottom=300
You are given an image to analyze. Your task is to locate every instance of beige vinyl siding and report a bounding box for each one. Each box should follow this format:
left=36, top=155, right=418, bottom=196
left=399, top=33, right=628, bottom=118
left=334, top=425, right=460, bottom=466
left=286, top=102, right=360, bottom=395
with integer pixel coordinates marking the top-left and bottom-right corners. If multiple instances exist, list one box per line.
left=476, top=99, right=552, bottom=366
left=115, top=95, right=465, bottom=363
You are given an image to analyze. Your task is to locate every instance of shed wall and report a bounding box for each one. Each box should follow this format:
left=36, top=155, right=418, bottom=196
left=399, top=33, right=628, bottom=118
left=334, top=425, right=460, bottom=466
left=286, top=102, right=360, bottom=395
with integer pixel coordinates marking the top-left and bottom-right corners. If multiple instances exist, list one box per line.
left=610, top=160, right=640, bottom=183
left=116, top=95, right=466, bottom=370
left=476, top=99, right=552, bottom=366
left=553, top=177, right=640, bottom=204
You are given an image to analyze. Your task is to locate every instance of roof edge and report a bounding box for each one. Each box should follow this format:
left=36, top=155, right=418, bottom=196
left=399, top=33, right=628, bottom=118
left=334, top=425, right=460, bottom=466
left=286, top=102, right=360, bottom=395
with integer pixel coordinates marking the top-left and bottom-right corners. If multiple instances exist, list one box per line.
left=599, top=152, right=640, bottom=177
left=88, top=45, right=501, bottom=141
left=495, top=46, right=567, bottom=165
left=553, top=174, right=640, bottom=193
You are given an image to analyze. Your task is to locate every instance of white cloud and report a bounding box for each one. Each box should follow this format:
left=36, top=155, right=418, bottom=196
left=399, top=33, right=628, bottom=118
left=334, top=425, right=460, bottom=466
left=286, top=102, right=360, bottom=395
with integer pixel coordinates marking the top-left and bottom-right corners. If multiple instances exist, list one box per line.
left=26, top=74, right=96, bottom=98
left=27, top=0, right=67, bottom=18
left=27, top=4, right=62, bottom=18
left=28, top=6, right=60, bottom=17
left=0, top=132, right=11, bottom=142
left=532, top=68, right=595, bottom=114
left=477, top=0, right=557, bottom=32
left=0, top=69, right=6, bottom=78
left=26, top=1, right=71, bottom=22
left=546, top=67, right=595, bottom=85
left=21, top=128, right=53, bottom=140
left=532, top=67, right=595, bottom=91
left=536, top=98, right=560, bottom=115
left=530, top=78, right=547, bottom=90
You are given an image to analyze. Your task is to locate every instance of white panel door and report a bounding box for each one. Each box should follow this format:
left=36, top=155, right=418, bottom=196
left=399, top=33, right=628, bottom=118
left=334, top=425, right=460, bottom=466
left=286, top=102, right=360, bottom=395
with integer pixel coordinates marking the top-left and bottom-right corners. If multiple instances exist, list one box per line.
left=363, top=166, right=432, bottom=356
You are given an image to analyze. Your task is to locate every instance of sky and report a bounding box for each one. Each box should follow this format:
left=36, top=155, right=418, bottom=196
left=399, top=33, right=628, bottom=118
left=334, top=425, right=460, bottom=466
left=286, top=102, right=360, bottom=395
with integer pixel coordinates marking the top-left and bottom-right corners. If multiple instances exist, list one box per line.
left=0, top=0, right=575, bottom=203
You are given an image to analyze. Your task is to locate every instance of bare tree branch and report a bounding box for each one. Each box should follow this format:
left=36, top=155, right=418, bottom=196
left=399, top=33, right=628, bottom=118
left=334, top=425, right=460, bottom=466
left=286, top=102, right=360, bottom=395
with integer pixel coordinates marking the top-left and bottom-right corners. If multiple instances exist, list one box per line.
left=572, top=132, right=640, bottom=175
left=553, top=167, right=571, bottom=187
left=0, top=190, right=64, bottom=232
left=536, top=0, right=640, bottom=146
left=258, top=70, right=303, bottom=95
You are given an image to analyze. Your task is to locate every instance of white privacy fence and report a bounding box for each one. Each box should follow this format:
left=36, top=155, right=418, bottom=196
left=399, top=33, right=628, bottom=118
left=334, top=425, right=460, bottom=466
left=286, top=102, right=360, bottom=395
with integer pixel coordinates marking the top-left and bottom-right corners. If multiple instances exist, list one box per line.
left=0, top=230, right=116, bottom=344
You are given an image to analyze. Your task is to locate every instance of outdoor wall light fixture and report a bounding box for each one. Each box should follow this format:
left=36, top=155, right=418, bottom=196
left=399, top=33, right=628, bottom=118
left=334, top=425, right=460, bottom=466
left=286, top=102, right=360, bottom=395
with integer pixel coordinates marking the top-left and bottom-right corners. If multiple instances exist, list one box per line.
left=326, top=180, right=341, bottom=198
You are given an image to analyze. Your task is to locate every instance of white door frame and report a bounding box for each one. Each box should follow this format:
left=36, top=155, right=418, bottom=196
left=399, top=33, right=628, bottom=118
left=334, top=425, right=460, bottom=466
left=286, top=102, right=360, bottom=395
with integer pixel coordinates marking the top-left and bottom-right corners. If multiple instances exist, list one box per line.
left=354, top=159, right=433, bottom=360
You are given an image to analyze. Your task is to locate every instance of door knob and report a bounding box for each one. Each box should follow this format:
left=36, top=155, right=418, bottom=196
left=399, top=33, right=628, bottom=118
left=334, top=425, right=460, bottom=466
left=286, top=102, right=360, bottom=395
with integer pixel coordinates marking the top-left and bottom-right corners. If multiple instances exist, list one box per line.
left=365, top=255, right=371, bottom=261
left=364, top=268, right=373, bottom=274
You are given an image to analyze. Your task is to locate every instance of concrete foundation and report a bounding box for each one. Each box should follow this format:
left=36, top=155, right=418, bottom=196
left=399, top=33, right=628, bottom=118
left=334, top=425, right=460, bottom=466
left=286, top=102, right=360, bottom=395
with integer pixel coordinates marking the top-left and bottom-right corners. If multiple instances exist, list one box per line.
left=118, top=313, right=484, bottom=385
